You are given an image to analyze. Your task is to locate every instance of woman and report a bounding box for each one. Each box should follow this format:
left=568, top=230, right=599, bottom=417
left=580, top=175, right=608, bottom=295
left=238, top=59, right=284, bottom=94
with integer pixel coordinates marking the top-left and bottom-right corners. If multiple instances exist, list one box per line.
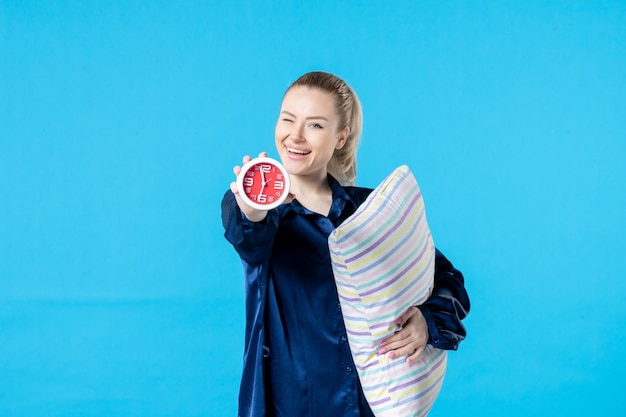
left=222, top=71, right=470, bottom=417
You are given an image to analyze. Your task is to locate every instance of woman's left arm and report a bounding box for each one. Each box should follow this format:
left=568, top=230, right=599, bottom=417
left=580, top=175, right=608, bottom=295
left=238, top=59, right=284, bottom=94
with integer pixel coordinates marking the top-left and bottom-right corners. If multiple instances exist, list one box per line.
left=379, top=248, right=470, bottom=362
left=417, top=248, right=470, bottom=350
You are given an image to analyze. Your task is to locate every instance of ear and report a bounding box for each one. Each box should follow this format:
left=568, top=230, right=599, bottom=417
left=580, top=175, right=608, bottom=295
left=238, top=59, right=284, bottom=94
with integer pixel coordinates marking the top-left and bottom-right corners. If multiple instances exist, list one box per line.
left=335, top=126, right=350, bottom=150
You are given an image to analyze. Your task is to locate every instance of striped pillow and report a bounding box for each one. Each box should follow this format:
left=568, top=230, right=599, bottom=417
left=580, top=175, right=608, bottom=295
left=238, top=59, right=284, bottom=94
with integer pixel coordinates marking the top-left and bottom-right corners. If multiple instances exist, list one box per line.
left=328, top=165, right=446, bottom=417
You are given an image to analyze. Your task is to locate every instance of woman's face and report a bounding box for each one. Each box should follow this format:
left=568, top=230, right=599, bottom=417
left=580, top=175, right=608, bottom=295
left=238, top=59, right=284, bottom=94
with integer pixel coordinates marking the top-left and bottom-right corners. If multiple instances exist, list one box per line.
left=275, top=86, right=348, bottom=181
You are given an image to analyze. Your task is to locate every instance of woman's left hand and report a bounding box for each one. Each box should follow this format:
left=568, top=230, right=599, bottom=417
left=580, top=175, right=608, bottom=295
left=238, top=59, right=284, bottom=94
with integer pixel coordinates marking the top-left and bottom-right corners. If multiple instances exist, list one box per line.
left=379, top=307, right=429, bottom=364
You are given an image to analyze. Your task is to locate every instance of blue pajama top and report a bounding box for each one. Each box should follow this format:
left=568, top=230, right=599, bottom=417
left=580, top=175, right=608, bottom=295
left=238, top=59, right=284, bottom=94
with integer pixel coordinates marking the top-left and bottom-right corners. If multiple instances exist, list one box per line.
left=221, top=175, right=470, bottom=417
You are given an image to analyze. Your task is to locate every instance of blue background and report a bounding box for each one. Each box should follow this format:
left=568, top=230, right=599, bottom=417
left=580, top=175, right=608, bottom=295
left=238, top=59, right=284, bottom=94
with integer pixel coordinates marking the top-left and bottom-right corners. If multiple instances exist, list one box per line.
left=1, top=1, right=625, bottom=416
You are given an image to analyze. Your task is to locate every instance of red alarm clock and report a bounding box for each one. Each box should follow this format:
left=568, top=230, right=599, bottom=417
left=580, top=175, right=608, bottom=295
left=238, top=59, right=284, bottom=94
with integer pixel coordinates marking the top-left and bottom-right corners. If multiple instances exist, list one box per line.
left=236, top=157, right=291, bottom=210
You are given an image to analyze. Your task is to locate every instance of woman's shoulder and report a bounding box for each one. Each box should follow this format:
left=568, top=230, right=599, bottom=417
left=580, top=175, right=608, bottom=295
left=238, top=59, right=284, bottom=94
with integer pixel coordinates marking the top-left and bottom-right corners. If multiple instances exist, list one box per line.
left=341, top=185, right=374, bottom=206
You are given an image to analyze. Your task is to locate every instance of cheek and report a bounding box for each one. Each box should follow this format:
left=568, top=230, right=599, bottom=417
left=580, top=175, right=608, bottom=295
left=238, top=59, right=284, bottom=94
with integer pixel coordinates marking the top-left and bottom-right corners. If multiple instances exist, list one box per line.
left=275, top=122, right=289, bottom=138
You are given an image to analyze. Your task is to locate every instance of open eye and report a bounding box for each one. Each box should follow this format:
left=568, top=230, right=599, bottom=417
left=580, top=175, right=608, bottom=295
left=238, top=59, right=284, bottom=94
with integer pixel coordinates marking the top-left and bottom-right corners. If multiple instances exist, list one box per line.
left=309, top=122, right=324, bottom=129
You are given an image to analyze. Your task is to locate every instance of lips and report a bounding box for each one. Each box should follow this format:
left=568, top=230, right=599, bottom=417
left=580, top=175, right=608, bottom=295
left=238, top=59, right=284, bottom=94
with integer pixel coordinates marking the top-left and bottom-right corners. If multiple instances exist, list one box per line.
left=286, top=146, right=311, bottom=155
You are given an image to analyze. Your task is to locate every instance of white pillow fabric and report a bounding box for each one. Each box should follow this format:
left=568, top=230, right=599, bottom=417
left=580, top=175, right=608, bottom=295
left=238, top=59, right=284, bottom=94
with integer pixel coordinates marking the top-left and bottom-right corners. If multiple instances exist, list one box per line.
left=328, top=165, right=446, bottom=417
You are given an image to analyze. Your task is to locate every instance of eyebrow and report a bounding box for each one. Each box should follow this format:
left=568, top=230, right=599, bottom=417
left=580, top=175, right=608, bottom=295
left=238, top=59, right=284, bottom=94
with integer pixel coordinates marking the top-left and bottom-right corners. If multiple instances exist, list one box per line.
left=280, top=111, right=329, bottom=121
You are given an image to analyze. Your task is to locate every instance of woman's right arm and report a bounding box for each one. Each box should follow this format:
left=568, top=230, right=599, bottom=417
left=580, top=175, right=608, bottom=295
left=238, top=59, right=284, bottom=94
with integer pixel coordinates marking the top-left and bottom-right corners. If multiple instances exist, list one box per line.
left=221, top=153, right=289, bottom=264
left=221, top=190, right=279, bottom=264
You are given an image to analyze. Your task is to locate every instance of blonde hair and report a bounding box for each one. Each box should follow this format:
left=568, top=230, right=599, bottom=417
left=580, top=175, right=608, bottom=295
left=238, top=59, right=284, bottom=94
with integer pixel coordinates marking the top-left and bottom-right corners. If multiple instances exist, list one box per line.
left=287, top=71, right=363, bottom=186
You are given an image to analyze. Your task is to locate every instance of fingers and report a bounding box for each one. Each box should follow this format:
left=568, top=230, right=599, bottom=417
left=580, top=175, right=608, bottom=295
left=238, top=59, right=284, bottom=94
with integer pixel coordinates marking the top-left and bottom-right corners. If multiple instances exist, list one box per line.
left=379, top=331, right=418, bottom=356
left=240, top=151, right=267, bottom=167
left=407, top=345, right=426, bottom=364
left=231, top=165, right=243, bottom=196
left=229, top=181, right=239, bottom=195
left=228, top=152, right=273, bottom=223
left=379, top=335, right=426, bottom=364
left=395, top=306, right=417, bottom=326
left=381, top=306, right=419, bottom=346
left=232, top=152, right=269, bottom=179
left=379, top=307, right=429, bottom=363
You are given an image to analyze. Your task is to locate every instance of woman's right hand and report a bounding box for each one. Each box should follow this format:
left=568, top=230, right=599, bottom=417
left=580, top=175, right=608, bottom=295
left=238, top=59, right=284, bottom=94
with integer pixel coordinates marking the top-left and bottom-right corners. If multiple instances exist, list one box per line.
left=229, top=152, right=271, bottom=223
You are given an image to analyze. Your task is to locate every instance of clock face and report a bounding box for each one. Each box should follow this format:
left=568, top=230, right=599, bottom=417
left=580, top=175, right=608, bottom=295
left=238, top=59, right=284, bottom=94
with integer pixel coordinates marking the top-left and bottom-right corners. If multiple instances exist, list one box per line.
left=236, top=157, right=291, bottom=210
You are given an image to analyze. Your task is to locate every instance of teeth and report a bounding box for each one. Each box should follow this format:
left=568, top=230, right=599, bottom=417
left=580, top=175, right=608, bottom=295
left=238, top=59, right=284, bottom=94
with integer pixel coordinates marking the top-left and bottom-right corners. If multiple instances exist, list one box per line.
left=287, top=147, right=310, bottom=155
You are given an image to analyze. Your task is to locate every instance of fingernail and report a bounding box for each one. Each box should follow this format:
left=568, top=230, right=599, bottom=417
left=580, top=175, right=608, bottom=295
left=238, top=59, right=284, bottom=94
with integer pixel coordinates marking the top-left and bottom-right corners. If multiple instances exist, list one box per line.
left=378, top=348, right=386, bottom=355
left=388, top=352, right=395, bottom=359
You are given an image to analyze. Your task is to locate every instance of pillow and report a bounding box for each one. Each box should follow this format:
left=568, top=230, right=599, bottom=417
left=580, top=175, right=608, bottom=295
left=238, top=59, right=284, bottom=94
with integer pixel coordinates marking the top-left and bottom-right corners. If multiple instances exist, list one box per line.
left=328, top=165, right=446, bottom=417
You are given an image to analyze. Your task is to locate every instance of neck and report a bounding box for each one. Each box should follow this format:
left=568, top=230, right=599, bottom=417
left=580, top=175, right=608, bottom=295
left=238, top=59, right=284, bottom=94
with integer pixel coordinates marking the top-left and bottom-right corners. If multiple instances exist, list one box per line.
left=289, top=172, right=334, bottom=216
left=289, top=171, right=330, bottom=197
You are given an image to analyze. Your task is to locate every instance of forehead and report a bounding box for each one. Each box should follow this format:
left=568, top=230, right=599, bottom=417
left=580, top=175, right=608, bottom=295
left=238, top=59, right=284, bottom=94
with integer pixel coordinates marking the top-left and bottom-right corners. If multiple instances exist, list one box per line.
left=281, top=86, right=337, bottom=116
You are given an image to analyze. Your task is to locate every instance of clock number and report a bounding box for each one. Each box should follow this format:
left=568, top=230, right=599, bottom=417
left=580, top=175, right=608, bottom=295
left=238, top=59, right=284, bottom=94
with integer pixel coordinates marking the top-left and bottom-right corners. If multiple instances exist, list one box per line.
left=273, top=181, right=284, bottom=190
left=243, top=177, right=254, bottom=187
left=257, top=194, right=267, bottom=203
left=260, top=165, right=272, bottom=173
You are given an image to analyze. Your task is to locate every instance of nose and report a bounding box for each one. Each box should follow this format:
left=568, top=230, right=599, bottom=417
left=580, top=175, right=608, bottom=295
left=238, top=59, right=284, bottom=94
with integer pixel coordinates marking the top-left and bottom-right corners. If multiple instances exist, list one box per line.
left=289, top=123, right=305, bottom=142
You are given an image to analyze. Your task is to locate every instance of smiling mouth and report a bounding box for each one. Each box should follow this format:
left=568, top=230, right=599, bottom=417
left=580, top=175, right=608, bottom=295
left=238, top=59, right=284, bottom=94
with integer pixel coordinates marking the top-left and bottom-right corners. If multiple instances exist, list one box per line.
left=286, top=146, right=311, bottom=155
